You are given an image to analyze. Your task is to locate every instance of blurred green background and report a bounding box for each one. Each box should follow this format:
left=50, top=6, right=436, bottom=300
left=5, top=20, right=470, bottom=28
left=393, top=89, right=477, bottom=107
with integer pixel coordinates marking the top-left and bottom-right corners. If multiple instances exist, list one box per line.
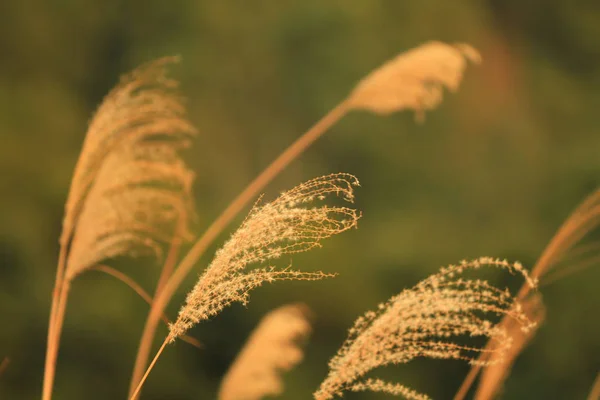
left=1, top=1, right=599, bottom=399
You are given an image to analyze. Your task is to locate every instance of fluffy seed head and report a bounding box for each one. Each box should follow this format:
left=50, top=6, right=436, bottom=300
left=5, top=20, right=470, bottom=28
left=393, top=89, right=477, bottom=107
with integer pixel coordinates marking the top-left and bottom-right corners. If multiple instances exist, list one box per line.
left=218, top=303, right=312, bottom=400
left=168, top=173, right=361, bottom=341
left=63, top=57, right=196, bottom=280
left=314, top=257, right=537, bottom=400
left=347, top=41, right=480, bottom=121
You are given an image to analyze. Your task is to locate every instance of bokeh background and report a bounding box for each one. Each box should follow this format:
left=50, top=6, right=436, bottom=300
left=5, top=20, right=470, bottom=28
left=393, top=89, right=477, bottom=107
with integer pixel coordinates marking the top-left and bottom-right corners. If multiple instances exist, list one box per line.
left=1, top=1, right=599, bottom=399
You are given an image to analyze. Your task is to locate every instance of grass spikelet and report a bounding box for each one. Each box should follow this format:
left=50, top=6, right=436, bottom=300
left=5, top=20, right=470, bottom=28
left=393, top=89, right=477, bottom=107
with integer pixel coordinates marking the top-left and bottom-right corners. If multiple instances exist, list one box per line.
left=63, top=58, right=196, bottom=279
left=347, top=41, right=480, bottom=121
left=474, top=294, right=545, bottom=400
left=314, top=257, right=537, bottom=400
left=168, top=173, right=360, bottom=341
left=218, top=303, right=312, bottom=400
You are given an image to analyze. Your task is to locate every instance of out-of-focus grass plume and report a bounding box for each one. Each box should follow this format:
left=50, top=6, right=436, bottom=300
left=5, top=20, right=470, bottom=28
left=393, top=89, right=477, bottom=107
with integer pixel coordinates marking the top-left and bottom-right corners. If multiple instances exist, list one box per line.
left=347, top=41, right=480, bottom=120
left=219, top=303, right=312, bottom=400
left=62, top=57, right=196, bottom=280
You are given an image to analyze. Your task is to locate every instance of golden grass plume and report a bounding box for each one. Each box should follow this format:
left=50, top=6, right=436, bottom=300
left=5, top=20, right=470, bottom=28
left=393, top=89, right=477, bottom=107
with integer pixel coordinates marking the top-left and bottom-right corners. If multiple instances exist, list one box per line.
left=314, top=257, right=537, bottom=400
left=63, top=57, right=196, bottom=280
left=218, top=303, right=312, bottom=400
left=347, top=41, right=480, bottom=120
left=168, top=173, right=361, bottom=341
left=455, top=188, right=600, bottom=400
left=43, top=57, right=196, bottom=400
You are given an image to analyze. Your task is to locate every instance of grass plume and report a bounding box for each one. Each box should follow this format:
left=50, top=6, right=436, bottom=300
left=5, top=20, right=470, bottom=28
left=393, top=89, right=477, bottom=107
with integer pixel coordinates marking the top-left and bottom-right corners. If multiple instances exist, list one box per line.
left=65, top=141, right=194, bottom=280
left=314, top=258, right=537, bottom=400
left=168, top=173, right=360, bottom=341
left=43, top=57, right=195, bottom=400
left=130, top=174, right=361, bottom=399
left=218, top=303, right=312, bottom=400
left=455, top=188, right=600, bottom=400
left=60, top=56, right=195, bottom=253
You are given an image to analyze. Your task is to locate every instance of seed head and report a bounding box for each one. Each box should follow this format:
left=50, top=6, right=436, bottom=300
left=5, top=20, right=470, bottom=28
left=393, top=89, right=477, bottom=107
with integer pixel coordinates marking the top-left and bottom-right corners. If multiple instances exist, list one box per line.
left=168, top=173, right=361, bottom=341
left=315, top=257, right=537, bottom=400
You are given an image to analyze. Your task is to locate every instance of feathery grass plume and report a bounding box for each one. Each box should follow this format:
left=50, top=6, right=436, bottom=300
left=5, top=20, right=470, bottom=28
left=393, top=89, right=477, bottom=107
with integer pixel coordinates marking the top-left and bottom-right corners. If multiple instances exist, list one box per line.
left=346, top=41, right=480, bottom=121
left=130, top=174, right=359, bottom=400
left=65, top=141, right=195, bottom=280
left=61, top=56, right=195, bottom=252
left=43, top=57, right=196, bottom=400
left=455, top=189, right=600, bottom=400
left=474, top=294, right=545, bottom=400
left=218, top=303, right=312, bottom=400
left=314, top=257, right=537, bottom=400
left=168, top=173, right=360, bottom=341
